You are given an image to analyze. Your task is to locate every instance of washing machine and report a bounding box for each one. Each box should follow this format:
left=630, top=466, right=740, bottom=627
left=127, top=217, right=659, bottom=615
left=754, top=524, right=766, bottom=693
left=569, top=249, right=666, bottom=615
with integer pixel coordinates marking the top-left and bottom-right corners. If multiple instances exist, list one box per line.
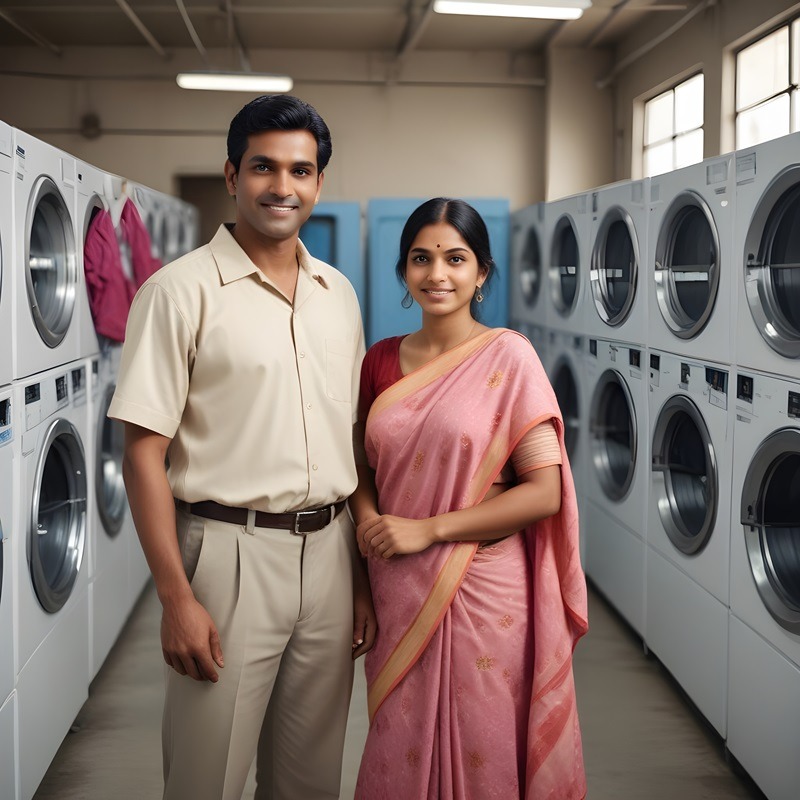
left=130, top=182, right=165, bottom=262
left=647, top=155, right=735, bottom=364
left=727, top=368, right=800, bottom=800
left=734, top=132, right=800, bottom=379
left=544, top=329, right=589, bottom=564
left=0, top=386, right=15, bottom=704
left=644, top=350, right=732, bottom=736
left=585, top=179, right=649, bottom=346
left=544, top=192, right=590, bottom=335
left=0, top=121, right=13, bottom=388
left=87, top=351, right=130, bottom=679
left=14, top=362, right=89, bottom=799
left=584, top=337, right=648, bottom=634
left=12, top=130, right=81, bottom=381
left=510, top=203, right=549, bottom=332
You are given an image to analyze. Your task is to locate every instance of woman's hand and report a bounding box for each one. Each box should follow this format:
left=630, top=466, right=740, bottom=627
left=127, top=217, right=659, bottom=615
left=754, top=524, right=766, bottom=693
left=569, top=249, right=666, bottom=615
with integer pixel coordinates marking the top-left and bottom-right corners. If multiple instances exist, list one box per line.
left=358, top=515, right=438, bottom=559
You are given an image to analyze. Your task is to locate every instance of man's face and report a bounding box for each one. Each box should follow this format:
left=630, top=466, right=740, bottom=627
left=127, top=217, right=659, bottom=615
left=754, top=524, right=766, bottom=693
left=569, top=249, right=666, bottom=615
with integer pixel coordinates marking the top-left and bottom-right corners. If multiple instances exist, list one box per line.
left=224, top=129, right=324, bottom=244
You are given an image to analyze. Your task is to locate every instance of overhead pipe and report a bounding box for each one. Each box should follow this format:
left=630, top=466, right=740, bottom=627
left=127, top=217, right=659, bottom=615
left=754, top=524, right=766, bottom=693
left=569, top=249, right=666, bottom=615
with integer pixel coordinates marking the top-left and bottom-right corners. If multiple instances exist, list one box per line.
left=596, top=0, right=715, bottom=89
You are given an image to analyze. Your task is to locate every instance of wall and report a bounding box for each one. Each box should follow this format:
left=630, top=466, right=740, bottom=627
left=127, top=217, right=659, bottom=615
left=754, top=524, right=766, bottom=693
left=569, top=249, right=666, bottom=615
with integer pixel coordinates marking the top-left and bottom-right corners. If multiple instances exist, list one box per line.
left=0, top=46, right=546, bottom=210
left=545, top=46, right=615, bottom=199
left=610, top=0, right=800, bottom=181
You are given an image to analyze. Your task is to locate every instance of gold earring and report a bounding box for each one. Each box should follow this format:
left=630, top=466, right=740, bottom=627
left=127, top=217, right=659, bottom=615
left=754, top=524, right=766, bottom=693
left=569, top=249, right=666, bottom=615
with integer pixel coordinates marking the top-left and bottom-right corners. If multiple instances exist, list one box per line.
left=475, top=288, right=484, bottom=303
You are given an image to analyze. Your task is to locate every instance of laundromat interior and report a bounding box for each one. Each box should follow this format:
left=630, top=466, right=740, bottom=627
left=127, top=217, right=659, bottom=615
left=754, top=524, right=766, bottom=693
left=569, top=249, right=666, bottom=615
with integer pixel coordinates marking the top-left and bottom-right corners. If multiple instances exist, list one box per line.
left=2, top=0, right=800, bottom=798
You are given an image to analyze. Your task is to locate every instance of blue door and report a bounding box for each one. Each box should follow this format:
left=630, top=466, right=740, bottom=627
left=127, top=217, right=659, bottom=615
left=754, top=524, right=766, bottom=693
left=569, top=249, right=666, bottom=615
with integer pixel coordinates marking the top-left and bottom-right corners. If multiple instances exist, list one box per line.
left=300, top=202, right=365, bottom=312
left=367, top=198, right=509, bottom=346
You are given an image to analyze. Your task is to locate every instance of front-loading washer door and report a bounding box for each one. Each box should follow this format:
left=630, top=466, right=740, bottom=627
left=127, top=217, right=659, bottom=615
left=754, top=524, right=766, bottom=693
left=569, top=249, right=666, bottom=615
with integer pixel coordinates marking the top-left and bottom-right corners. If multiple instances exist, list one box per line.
left=26, top=177, right=78, bottom=348
left=29, top=417, right=87, bottom=613
left=551, top=357, right=580, bottom=460
left=651, top=395, right=717, bottom=554
left=740, top=427, right=800, bottom=633
left=520, top=226, right=543, bottom=311
left=590, top=369, right=637, bottom=502
left=654, top=191, right=720, bottom=339
left=96, top=385, right=126, bottom=536
left=743, top=167, right=800, bottom=359
left=590, top=206, right=638, bottom=326
left=549, top=215, right=579, bottom=316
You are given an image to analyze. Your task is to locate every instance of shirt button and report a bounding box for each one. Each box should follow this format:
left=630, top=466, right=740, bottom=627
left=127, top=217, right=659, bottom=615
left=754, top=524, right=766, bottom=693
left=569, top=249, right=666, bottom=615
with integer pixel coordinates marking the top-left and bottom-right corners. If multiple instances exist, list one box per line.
left=299, top=352, right=305, bottom=358
left=306, top=402, right=312, bottom=409
left=312, top=464, right=319, bottom=471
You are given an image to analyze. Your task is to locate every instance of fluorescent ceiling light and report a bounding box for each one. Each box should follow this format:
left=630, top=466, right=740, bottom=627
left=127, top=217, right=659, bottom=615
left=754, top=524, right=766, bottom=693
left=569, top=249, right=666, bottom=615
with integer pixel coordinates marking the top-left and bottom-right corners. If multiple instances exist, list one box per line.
left=176, top=71, right=293, bottom=93
left=433, top=0, right=591, bottom=20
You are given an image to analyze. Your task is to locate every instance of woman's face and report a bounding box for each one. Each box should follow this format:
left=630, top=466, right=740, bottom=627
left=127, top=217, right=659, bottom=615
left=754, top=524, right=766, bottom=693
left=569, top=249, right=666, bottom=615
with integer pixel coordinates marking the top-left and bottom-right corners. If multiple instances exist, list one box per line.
left=404, top=221, right=487, bottom=319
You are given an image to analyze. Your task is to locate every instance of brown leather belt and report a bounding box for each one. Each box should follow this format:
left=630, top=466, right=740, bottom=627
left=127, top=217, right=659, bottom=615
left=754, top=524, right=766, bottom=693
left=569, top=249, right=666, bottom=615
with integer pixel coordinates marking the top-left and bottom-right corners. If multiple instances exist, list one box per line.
left=187, top=499, right=346, bottom=535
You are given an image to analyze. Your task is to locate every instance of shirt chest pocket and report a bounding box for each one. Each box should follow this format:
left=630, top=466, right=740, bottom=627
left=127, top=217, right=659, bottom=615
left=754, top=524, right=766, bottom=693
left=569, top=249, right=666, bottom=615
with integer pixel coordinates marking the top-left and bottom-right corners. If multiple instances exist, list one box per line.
left=326, top=339, right=353, bottom=403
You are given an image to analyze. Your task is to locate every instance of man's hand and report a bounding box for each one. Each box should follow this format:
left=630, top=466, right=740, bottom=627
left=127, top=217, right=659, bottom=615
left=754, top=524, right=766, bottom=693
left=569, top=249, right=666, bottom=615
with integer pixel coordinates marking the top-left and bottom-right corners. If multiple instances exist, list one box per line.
left=161, top=595, right=224, bottom=682
left=352, top=566, right=377, bottom=659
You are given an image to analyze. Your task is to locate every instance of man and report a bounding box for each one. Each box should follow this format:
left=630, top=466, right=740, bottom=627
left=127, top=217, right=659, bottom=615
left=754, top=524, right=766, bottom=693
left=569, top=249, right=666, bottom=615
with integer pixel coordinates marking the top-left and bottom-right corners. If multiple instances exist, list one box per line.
left=109, top=95, right=375, bottom=800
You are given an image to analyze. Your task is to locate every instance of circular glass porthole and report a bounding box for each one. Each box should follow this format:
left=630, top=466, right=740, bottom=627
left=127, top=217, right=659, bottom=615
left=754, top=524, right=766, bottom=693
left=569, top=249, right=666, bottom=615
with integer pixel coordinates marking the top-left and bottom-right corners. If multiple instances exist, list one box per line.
left=651, top=396, right=717, bottom=554
left=589, top=369, right=637, bottom=502
left=96, top=385, right=126, bottom=537
left=743, top=166, right=800, bottom=359
left=25, top=177, right=78, bottom=348
left=654, top=192, right=719, bottom=339
left=29, top=418, right=87, bottom=613
left=741, top=428, right=800, bottom=633
left=590, top=206, right=639, bottom=326
left=551, top=358, right=580, bottom=460
left=520, top=227, right=542, bottom=308
left=549, top=215, right=580, bottom=316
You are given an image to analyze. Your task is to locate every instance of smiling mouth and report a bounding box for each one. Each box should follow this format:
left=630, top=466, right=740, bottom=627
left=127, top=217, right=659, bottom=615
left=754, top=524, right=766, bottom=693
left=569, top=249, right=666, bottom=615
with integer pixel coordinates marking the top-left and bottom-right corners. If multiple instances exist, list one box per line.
left=262, top=204, right=298, bottom=213
left=423, top=289, right=454, bottom=296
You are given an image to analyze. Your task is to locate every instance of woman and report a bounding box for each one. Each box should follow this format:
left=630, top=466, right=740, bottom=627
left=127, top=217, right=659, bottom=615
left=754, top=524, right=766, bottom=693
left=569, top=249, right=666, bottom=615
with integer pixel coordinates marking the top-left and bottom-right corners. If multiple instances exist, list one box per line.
left=351, top=198, right=588, bottom=799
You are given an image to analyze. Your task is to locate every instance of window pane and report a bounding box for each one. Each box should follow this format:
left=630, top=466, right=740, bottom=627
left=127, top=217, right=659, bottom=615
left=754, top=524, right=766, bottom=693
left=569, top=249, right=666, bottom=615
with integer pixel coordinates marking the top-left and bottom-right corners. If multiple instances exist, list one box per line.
left=675, top=74, right=704, bottom=134
left=644, top=140, right=674, bottom=178
left=675, top=129, right=704, bottom=169
left=737, top=27, right=789, bottom=111
left=736, top=94, right=791, bottom=148
left=793, top=20, right=800, bottom=86
left=645, top=91, right=674, bottom=145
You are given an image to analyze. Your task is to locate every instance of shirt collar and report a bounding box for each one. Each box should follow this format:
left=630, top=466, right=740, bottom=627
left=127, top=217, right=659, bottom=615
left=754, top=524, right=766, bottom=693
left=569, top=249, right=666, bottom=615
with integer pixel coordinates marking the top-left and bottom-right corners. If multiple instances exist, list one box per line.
left=211, top=223, right=329, bottom=289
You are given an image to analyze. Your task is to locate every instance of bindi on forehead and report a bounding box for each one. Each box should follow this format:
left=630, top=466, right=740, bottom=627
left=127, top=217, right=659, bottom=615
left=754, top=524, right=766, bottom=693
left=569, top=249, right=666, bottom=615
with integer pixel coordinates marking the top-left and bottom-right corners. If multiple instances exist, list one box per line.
left=436, top=244, right=440, bottom=248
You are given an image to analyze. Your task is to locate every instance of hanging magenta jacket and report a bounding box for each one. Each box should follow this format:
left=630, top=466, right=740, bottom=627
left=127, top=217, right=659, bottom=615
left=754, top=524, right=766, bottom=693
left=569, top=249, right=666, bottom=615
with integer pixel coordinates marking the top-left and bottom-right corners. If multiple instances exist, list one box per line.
left=120, top=197, right=162, bottom=287
left=83, top=208, right=136, bottom=343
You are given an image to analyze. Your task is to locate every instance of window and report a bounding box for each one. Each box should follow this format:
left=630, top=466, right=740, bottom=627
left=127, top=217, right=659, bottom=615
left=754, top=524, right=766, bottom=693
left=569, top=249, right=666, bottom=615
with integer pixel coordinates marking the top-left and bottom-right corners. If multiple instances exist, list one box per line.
left=643, top=74, right=704, bottom=178
left=735, top=21, right=800, bottom=148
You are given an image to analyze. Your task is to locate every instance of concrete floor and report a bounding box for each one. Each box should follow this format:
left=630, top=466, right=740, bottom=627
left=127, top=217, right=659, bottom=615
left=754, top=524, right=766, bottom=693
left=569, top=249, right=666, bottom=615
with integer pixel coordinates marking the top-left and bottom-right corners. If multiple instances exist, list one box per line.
left=34, top=582, right=765, bottom=800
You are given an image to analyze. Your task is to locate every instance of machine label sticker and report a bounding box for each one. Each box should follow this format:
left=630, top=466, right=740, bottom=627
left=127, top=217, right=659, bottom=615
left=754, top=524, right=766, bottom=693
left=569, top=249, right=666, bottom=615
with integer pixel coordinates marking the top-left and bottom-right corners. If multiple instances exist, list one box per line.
left=0, top=428, right=12, bottom=445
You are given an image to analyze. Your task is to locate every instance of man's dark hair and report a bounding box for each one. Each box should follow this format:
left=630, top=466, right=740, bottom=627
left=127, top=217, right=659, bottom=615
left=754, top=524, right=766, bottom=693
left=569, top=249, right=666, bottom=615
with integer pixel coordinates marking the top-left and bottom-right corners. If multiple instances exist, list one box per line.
left=227, top=94, right=332, bottom=173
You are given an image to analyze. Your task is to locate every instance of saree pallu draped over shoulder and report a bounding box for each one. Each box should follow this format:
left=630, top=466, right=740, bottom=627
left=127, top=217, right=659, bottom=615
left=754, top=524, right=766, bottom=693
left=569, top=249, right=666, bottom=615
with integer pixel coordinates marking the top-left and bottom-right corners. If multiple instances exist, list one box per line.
left=355, top=329, right=588, bottom=800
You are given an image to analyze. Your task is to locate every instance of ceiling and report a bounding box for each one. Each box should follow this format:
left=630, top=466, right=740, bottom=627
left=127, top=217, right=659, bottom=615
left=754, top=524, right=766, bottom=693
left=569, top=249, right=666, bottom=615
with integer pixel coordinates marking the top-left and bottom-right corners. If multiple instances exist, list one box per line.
left=0, top=1, right=697, bottom=60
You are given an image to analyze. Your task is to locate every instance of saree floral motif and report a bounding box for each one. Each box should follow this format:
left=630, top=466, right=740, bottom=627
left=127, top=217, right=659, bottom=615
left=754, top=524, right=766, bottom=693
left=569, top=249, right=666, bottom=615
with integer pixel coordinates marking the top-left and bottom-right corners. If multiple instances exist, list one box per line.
left=356, top=329, right=588, bottom=800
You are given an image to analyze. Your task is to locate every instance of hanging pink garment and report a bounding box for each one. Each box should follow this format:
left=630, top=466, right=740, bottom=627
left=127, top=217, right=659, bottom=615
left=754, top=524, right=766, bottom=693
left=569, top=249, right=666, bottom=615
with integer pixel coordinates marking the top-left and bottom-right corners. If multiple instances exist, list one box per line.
left=83, top=208, right=136, bottom=343
left=355, top=328, right=589, bottom=800
left=120, top=197, right=162, bottom=287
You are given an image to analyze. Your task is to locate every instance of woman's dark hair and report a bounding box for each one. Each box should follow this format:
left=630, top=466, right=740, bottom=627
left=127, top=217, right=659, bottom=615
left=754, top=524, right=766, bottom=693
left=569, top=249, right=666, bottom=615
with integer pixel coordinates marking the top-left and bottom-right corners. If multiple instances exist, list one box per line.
left=396, top=198, right=496, bottom=317
left=227, top=94, right=332, bottom=173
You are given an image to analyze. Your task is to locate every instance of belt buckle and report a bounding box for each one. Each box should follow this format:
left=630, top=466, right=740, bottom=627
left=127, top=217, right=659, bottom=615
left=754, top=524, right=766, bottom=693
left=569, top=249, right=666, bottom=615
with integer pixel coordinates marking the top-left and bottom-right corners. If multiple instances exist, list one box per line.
left=292, top=504, right=335, bottom=535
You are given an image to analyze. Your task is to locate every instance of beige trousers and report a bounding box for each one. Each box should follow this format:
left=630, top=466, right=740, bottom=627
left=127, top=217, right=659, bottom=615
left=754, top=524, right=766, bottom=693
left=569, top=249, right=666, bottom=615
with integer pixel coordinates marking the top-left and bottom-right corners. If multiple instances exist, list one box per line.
left=162, top=507, right=356, bottom=800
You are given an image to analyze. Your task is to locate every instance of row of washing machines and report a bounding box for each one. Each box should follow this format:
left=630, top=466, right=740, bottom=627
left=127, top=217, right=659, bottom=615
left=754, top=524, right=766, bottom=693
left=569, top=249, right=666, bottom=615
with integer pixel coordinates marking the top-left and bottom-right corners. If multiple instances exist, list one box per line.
left=510, top=131, right=800, bottom=800
left=0, top=122, right=199, bottom=800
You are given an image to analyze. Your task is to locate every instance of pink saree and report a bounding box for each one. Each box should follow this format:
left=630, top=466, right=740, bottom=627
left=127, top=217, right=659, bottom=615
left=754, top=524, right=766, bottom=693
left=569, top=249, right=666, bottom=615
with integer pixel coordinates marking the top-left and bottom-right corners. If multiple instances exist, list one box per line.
left=355, top=329, right=588, bottom=800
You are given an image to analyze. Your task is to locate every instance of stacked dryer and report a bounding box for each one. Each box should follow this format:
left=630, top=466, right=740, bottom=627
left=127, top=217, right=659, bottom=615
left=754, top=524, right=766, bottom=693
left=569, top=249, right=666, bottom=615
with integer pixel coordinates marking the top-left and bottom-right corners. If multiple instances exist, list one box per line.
left=509, top=202, right=548, bottom=356
left=726, top=132, right=800, bottom=800
left=644, top=154, right=735, bottom=738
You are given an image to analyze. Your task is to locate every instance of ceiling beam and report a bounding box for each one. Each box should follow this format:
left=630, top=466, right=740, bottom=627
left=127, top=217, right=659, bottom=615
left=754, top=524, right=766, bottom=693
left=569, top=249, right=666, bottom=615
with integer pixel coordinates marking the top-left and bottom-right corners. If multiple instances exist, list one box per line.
left=175, top=0, right=210, bottom=65
left=396, top=0, right=435, bottom=59
left=114, top=0, right=169, bottom=59
left=0, top=9, right=61, bottom=55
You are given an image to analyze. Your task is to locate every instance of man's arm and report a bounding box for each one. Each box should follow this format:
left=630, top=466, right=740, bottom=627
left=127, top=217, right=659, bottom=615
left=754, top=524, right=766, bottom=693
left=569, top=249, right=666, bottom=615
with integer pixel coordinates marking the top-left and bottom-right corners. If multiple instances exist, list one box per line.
left=123, top=422, right=224, bottom=682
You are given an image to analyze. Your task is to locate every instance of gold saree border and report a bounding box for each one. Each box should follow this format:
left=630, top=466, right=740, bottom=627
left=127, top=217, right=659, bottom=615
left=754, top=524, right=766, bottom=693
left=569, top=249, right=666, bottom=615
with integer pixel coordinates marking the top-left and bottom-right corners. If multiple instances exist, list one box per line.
left=367, top=541, right=478, bottom=722
left=367, top=328, right=503, bottom=423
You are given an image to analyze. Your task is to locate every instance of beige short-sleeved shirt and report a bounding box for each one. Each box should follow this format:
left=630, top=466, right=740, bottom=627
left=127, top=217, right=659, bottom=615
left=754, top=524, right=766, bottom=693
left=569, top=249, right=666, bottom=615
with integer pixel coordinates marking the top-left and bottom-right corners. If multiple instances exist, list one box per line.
left=108, top=224, right=365, bottom=513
